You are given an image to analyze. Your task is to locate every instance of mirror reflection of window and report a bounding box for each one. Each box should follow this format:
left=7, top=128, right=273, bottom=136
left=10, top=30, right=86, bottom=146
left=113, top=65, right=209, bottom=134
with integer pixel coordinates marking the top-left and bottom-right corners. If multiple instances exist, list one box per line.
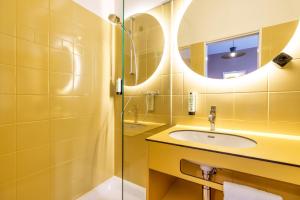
left=206, top=33, right=259, bottom=79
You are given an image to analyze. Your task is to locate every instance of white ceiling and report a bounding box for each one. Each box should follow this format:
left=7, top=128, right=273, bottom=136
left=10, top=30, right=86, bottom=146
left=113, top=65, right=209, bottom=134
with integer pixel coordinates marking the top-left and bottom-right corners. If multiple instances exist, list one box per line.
left=124, top=0, right=169, bottom=18
left=73, top=0, right=168, bottom=21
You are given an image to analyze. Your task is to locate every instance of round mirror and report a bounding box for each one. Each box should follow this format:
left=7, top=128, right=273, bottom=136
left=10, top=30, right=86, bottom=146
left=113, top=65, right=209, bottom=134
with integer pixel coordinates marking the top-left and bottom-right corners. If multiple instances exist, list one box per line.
left=124, top=13, right=164, bottom=86
left=178, top=0, right=299, bottom=79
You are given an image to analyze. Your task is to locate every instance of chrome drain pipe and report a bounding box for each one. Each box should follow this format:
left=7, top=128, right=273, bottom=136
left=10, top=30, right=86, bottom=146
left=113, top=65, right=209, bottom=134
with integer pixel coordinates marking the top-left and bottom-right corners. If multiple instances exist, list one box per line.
left=201, top=165, right=216, bottom=200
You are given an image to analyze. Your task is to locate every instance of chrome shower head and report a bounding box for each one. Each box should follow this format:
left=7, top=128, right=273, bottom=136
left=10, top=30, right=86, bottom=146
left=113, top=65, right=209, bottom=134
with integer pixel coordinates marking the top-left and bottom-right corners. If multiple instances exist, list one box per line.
left=108, top=14, right=121, bottom=25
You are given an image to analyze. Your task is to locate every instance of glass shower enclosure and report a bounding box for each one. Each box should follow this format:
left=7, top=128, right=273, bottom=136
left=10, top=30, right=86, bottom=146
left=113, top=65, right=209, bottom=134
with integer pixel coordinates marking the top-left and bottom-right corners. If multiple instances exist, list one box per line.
left=115, top=0, right=171, bottom=199
left=112, top=1, right=171, bottom=200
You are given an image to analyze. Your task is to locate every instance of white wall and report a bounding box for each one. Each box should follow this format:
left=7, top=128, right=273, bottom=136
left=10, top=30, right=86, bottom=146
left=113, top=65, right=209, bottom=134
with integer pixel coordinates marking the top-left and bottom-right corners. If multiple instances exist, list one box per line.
left=124, top=0, right=169, bottom=18
left=73, top=0, right=169, bottom=21
left=73, top=0, right=116, bottom=21
left=179, top=0, right=300, bottom=47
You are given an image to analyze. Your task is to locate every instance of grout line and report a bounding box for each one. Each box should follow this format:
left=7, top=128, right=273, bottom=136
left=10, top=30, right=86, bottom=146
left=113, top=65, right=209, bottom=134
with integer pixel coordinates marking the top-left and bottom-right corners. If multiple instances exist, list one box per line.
left=16, top=65, right=49, bottom=71
left=0, top=31, right=17, bottom=38
left=169, top=90, right=300, bottom=95
left=267, top=66, right=271, bottom=124
left=15, top=36, right=49, bottom=47
left=47, top=1, right=52, bottom=195
left=15, top=0, right=18, bottom=198
left=268, top=91, right=300, bottom=93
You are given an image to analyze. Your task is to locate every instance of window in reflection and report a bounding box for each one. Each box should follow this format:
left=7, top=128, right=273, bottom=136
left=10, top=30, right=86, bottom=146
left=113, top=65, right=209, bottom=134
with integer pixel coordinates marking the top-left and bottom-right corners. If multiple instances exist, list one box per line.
left=206, top=33, right=259, bottom=79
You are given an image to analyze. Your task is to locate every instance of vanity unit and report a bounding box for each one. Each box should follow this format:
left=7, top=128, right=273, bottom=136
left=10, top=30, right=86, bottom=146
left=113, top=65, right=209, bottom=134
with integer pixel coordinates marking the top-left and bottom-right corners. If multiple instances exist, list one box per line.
left=146, top=125, right=300, bottom=200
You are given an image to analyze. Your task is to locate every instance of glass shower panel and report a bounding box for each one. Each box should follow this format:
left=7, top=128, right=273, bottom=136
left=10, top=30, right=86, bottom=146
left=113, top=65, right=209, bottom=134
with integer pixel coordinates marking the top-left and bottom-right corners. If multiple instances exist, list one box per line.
left=121, top=1, right=172, bottom=200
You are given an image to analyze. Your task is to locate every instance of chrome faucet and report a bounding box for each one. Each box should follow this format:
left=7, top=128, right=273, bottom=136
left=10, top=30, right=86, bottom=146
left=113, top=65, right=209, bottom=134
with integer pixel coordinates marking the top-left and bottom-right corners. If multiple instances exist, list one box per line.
left=208, top=106, right=216, bottom=131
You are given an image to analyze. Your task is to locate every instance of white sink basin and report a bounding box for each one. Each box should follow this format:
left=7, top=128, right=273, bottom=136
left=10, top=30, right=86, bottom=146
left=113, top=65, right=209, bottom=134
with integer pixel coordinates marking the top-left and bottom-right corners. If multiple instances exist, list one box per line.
left=169, top=130, right=256, bottom=148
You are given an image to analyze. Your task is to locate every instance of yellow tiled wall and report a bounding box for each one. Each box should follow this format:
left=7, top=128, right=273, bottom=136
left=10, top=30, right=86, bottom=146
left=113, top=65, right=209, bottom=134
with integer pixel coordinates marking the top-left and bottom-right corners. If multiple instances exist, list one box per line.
left=172, top=0, right=300, bottom=135
left=261, top=20, right=298, bottom=66
left=0, top=0, right=114, bottom=199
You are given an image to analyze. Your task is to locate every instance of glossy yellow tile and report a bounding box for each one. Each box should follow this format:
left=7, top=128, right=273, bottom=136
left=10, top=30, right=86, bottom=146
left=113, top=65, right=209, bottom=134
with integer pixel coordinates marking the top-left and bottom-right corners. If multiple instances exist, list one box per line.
left=51, top=138, right=85, bottom=165
left=154, top=96, right=170, bottom=115
left=233, top=67, right=268, bottom=93
left=50, top=48, right=73, bottom=73
left=77, top=96, right=96, bottom=116
left=50, top=162, right=75, bottom=200
left=17, top=169, right=50, bottom=200
left=17, top=95, right=49, bottom=122
left=50, top=72, right=73, bottom=95
left=0, top=0, right=16, bottom=36
left=17, top=67, right=49, bottom=94
left=183, top=73, right=206, bottom=95
left=190, top=42, right=205, bottom=76
left=268, top=121, right=300, bottom=135
left=160, top=74, right=170, bottom=95
left=0, top=181, right=16, bottom=200
left=269, top=60, right=300, bottom=92
left=50, top=0, right=74, bottom=24
left=232, top=120, right=268, bottom=133
left=146, top=52, right=159, bottom=77
left=0, top=65, right=16, bottom=94
left=0, top=0, right=114, bottom=199
left=17, top=26, right=35, bottom=43
left=50, top=118, right=82, bottom=142
left=205, top=78, right=235, bottom=94
left=50, top=0, right=70, bottom=11
left=0, top=153, right=16, bottom=185
left=50, top=96, right=78, bottom=118
left=74, top=54, right=92, bottom=75
left=0, top=125, right=16, bottom=155
left=205, top=93, right=234, bottom=119
left=235, top=93, right=268, bottom=121
left=72, top=75, right=91, bottom=96
left=0, top=95, right=16, bottom=125
left=17, top=145, right=50, bottom=178
left=172, top=95, right=183, bottom=116
left=147, top=27, right=164, bottom=51
left=172, top=73, right=183, bottom=95
left=269, top=92, right=300, bottom=122
left=17, top=0, right=49, bottom=45
left=124, top=96, right=146, bottom=117
left=17, top=39, right=49, bottom=69
left=17, top=120, right=50, bottom=150
left=261, top=20, right=298, bottom=66
left=0, top=34, right=16, bottom=65
left=20, top=0, right=49, bottom=10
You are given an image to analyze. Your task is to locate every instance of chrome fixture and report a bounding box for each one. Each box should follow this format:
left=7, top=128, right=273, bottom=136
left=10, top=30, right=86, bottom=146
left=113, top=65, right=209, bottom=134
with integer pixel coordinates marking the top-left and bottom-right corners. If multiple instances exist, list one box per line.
left=108, top=14, right=139, bottom=85
left=108, top=14, right=121, bottom=25
left=273, top=52, right=293, bottom=67
left=208, top=106, right=216, bottom=131
left=200, top=165, right=217, bottom=200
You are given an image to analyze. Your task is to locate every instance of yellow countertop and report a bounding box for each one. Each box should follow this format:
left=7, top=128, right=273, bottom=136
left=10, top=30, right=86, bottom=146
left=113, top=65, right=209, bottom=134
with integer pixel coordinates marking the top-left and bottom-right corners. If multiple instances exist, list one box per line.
left=124, top=120, right=166, bottom=136
left=147, top=124, right=300, bottom=167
